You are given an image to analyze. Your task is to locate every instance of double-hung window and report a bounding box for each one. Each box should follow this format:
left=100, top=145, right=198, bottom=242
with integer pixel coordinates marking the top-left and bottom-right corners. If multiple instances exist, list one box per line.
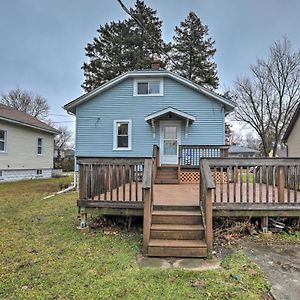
left=113, top=120, right=132, bottom=150
left=0, top=130, right=7, bottom=152
left=134, top=79, right=163, bottom=96
left=37, top=138, right=43, bottom=155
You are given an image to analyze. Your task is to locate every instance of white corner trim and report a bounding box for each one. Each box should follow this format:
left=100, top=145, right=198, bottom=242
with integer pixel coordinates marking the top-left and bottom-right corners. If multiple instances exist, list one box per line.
left=113, top=119, right=132, bottom=150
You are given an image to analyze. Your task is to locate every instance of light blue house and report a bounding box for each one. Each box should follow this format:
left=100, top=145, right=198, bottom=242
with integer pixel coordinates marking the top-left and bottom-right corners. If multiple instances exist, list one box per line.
left=64, top=66, right=237, bottom=258
left=64, top=68, right=235, bottom=166
left=63, top=68, right=300, bottom=258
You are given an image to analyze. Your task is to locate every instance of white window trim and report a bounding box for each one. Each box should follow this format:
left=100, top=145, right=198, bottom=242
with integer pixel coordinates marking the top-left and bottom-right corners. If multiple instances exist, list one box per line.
left=37, top=138, right=43, bottom=156
left=113, top=120, right=132, bottom=151
left=0, top=129, right=7, bottom=153
left=133, top=78, right=164, bottom=96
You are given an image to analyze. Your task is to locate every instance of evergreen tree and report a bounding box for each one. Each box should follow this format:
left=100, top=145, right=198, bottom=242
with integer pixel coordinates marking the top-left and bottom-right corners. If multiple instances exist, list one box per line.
left=171, top=12, right=219, bottom=89
left=82, top=1, right=168, bottom=92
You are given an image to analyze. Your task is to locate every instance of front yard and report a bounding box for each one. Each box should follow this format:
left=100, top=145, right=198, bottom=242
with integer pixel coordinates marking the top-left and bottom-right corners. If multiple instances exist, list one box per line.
left=0, top=177, right=270, bottom=299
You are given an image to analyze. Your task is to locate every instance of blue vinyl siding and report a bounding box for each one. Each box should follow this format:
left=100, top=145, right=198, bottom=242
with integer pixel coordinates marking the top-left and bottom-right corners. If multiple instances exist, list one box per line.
left=76, top=77, right=225, bottom=158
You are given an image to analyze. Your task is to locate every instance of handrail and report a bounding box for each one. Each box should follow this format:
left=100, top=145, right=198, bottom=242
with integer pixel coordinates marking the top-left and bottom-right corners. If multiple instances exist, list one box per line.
left=205, top=157, right=300, bottom=167
left=142, top=159, right=153, bottom=189
left=199, top=159, right=215, bottom=257
left=142, top=158, right=153, bottom=254
left=200, top=159, right=216, bottom=189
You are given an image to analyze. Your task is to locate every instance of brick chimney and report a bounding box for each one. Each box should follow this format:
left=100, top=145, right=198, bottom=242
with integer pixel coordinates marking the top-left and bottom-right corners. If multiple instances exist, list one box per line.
left=151, top=53, right=161, bottom=70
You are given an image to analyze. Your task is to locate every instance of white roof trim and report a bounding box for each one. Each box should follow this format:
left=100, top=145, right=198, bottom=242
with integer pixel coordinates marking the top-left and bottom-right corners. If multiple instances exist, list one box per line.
left=0, top=116, right=58, bottom=135
left=64, top=70, right=236, bottom=114
left=145, top=107, right=195, bottom=123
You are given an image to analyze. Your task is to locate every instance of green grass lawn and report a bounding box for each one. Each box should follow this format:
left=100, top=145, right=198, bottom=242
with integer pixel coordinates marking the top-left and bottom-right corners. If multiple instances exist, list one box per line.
left=0, top=177, right=270, bottom=299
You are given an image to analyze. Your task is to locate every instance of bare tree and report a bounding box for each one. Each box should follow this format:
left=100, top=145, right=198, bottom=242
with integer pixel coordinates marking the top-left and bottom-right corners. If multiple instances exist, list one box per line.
left=54, top=125, right=73, bottom=152
left=233, top=37, right=300, bottom=156
left=1, top=87, right=49, bottom=120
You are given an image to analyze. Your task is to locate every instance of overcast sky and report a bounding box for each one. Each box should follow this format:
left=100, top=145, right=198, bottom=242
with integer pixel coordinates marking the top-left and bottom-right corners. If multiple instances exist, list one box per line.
left=1, top=0, right=300, bottom=130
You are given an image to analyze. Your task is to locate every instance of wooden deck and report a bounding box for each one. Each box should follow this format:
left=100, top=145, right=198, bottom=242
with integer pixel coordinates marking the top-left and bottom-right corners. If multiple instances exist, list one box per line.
left=78, top=182, right=300, bottom=217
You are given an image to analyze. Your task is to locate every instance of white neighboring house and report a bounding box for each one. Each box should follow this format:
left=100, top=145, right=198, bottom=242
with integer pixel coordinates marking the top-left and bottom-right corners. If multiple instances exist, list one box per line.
left=0, top=104, right=59, bottom=182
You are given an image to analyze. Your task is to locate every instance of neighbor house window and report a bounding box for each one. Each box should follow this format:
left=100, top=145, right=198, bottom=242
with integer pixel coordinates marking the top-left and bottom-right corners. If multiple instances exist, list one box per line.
left=134, top=79, right=163, bottom=96
left=0, top=130, right=7, bottom=152
left=36, top=169, right=42, bottom=175
left=0, top=170, right=3, bottom=177
left=113, top=120, right=132, bottom=150
left=37, top=138, right=43, bottom=155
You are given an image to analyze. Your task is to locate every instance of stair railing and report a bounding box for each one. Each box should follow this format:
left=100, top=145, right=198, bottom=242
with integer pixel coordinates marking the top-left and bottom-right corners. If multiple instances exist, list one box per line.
left=199, top=159, right=216, bottom=256
left=143, top=145, right=160, bottom=254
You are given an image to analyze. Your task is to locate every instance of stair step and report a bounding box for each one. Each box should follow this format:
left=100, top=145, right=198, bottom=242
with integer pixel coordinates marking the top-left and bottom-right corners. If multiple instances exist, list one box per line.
left=152, top=210, right=202, bottom=225
left=153, top=205, right=199, bottom=211
left=152, top=210, right=200, bottom=216
left=148, top=239, right=207, bottom=257
left=150, top=224, right=204, bottom=239
left=149, top=239, right=207, bottom=248
left=156, top=174, right=178, bottom=179
left=154, top=179, right=179, bottom=184
left=151, top=224, right=203, bottom=231
left=158, top=166, right=178, bottom=170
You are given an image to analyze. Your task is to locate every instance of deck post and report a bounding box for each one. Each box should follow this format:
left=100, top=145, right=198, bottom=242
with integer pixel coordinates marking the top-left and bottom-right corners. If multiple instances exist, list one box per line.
left=261, top=216, right=268, bottom=232
left=79, top=207, right=88, bottom=228
left=143, top=188, right=151, bottom=254
left=205, top=189, right=213, bottom=257
left=278, top=166, right=285, bottom=203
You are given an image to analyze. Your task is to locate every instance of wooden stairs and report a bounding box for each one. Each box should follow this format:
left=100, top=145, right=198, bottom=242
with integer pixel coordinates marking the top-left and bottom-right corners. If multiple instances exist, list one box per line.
left=155, top=165, right=179, bottom=184
left=148, top=205, right=208, bottom=257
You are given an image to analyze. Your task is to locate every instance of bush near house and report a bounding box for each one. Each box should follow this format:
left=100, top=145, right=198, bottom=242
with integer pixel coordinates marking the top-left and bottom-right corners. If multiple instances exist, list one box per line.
left=0, top=178, right=270, bottom=299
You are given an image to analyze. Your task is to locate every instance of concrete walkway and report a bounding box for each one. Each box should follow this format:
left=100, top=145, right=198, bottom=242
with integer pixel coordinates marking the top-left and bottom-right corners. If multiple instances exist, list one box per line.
left=242, top=241, right=300, bottom=300
left=136, top=255, right=221, bottom=271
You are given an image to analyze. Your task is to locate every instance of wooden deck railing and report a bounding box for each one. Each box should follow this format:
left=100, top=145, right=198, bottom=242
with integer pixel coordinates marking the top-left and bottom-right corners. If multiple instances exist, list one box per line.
left=205, top=158, right=300, bottom=204
left=78, top=158, right=145, bottom=202
left=199, top=160, right=215, bottom=256
left=143, top=146, right=157, bottom=253
left=200, top=157, right=300, bottom=255
left=179, top=145, right=229, bottom=167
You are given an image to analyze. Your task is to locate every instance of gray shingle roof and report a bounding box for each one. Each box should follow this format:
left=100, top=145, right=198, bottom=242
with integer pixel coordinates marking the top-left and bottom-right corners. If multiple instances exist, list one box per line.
left=229, top=145, right=259, bottom=154
left=0, top=104, right=59, bottom=134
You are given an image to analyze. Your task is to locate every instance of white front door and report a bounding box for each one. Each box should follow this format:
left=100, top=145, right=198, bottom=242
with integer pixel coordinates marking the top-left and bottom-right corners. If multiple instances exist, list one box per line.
left=160, top=121, right=181, bottom=165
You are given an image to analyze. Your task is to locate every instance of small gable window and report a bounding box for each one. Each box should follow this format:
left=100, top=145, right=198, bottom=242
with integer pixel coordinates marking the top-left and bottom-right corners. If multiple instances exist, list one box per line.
left=134, top=79, right=163, bottom=96
left=0, top=130, right=7, bottom=152
left=37, top=138, right=43, bottom=155
left=113, top=120, right=132, bottom=150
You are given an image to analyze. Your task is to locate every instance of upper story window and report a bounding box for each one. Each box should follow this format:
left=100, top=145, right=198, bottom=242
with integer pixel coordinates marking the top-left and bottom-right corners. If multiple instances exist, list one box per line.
left=37, top=138, right=43, bottom=155
left=0, top=130, right=7, bottom=152
left=133, top=79, right=163, bottom=96
left=113, top=120, right=132, bottom=150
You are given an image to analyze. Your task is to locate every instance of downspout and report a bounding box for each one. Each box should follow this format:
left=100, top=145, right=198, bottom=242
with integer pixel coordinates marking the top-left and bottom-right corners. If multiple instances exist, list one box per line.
left=42, top=109, right=77, bottom=200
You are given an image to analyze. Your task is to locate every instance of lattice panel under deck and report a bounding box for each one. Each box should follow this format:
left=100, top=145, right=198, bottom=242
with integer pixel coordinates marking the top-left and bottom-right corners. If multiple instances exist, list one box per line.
left=180, top=171, right=228, bottom=184
left=212, top=171, right=228, bottom=184
left=180, top=171, right=200, bottom=183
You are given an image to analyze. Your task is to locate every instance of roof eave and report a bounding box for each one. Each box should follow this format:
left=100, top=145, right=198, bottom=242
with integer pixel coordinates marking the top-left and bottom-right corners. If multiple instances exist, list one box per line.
left=282, top=103, right=300, bottom=142
left=64, top=70, right=236, bottom=113
left=0, top=116, right=59, bottom=135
